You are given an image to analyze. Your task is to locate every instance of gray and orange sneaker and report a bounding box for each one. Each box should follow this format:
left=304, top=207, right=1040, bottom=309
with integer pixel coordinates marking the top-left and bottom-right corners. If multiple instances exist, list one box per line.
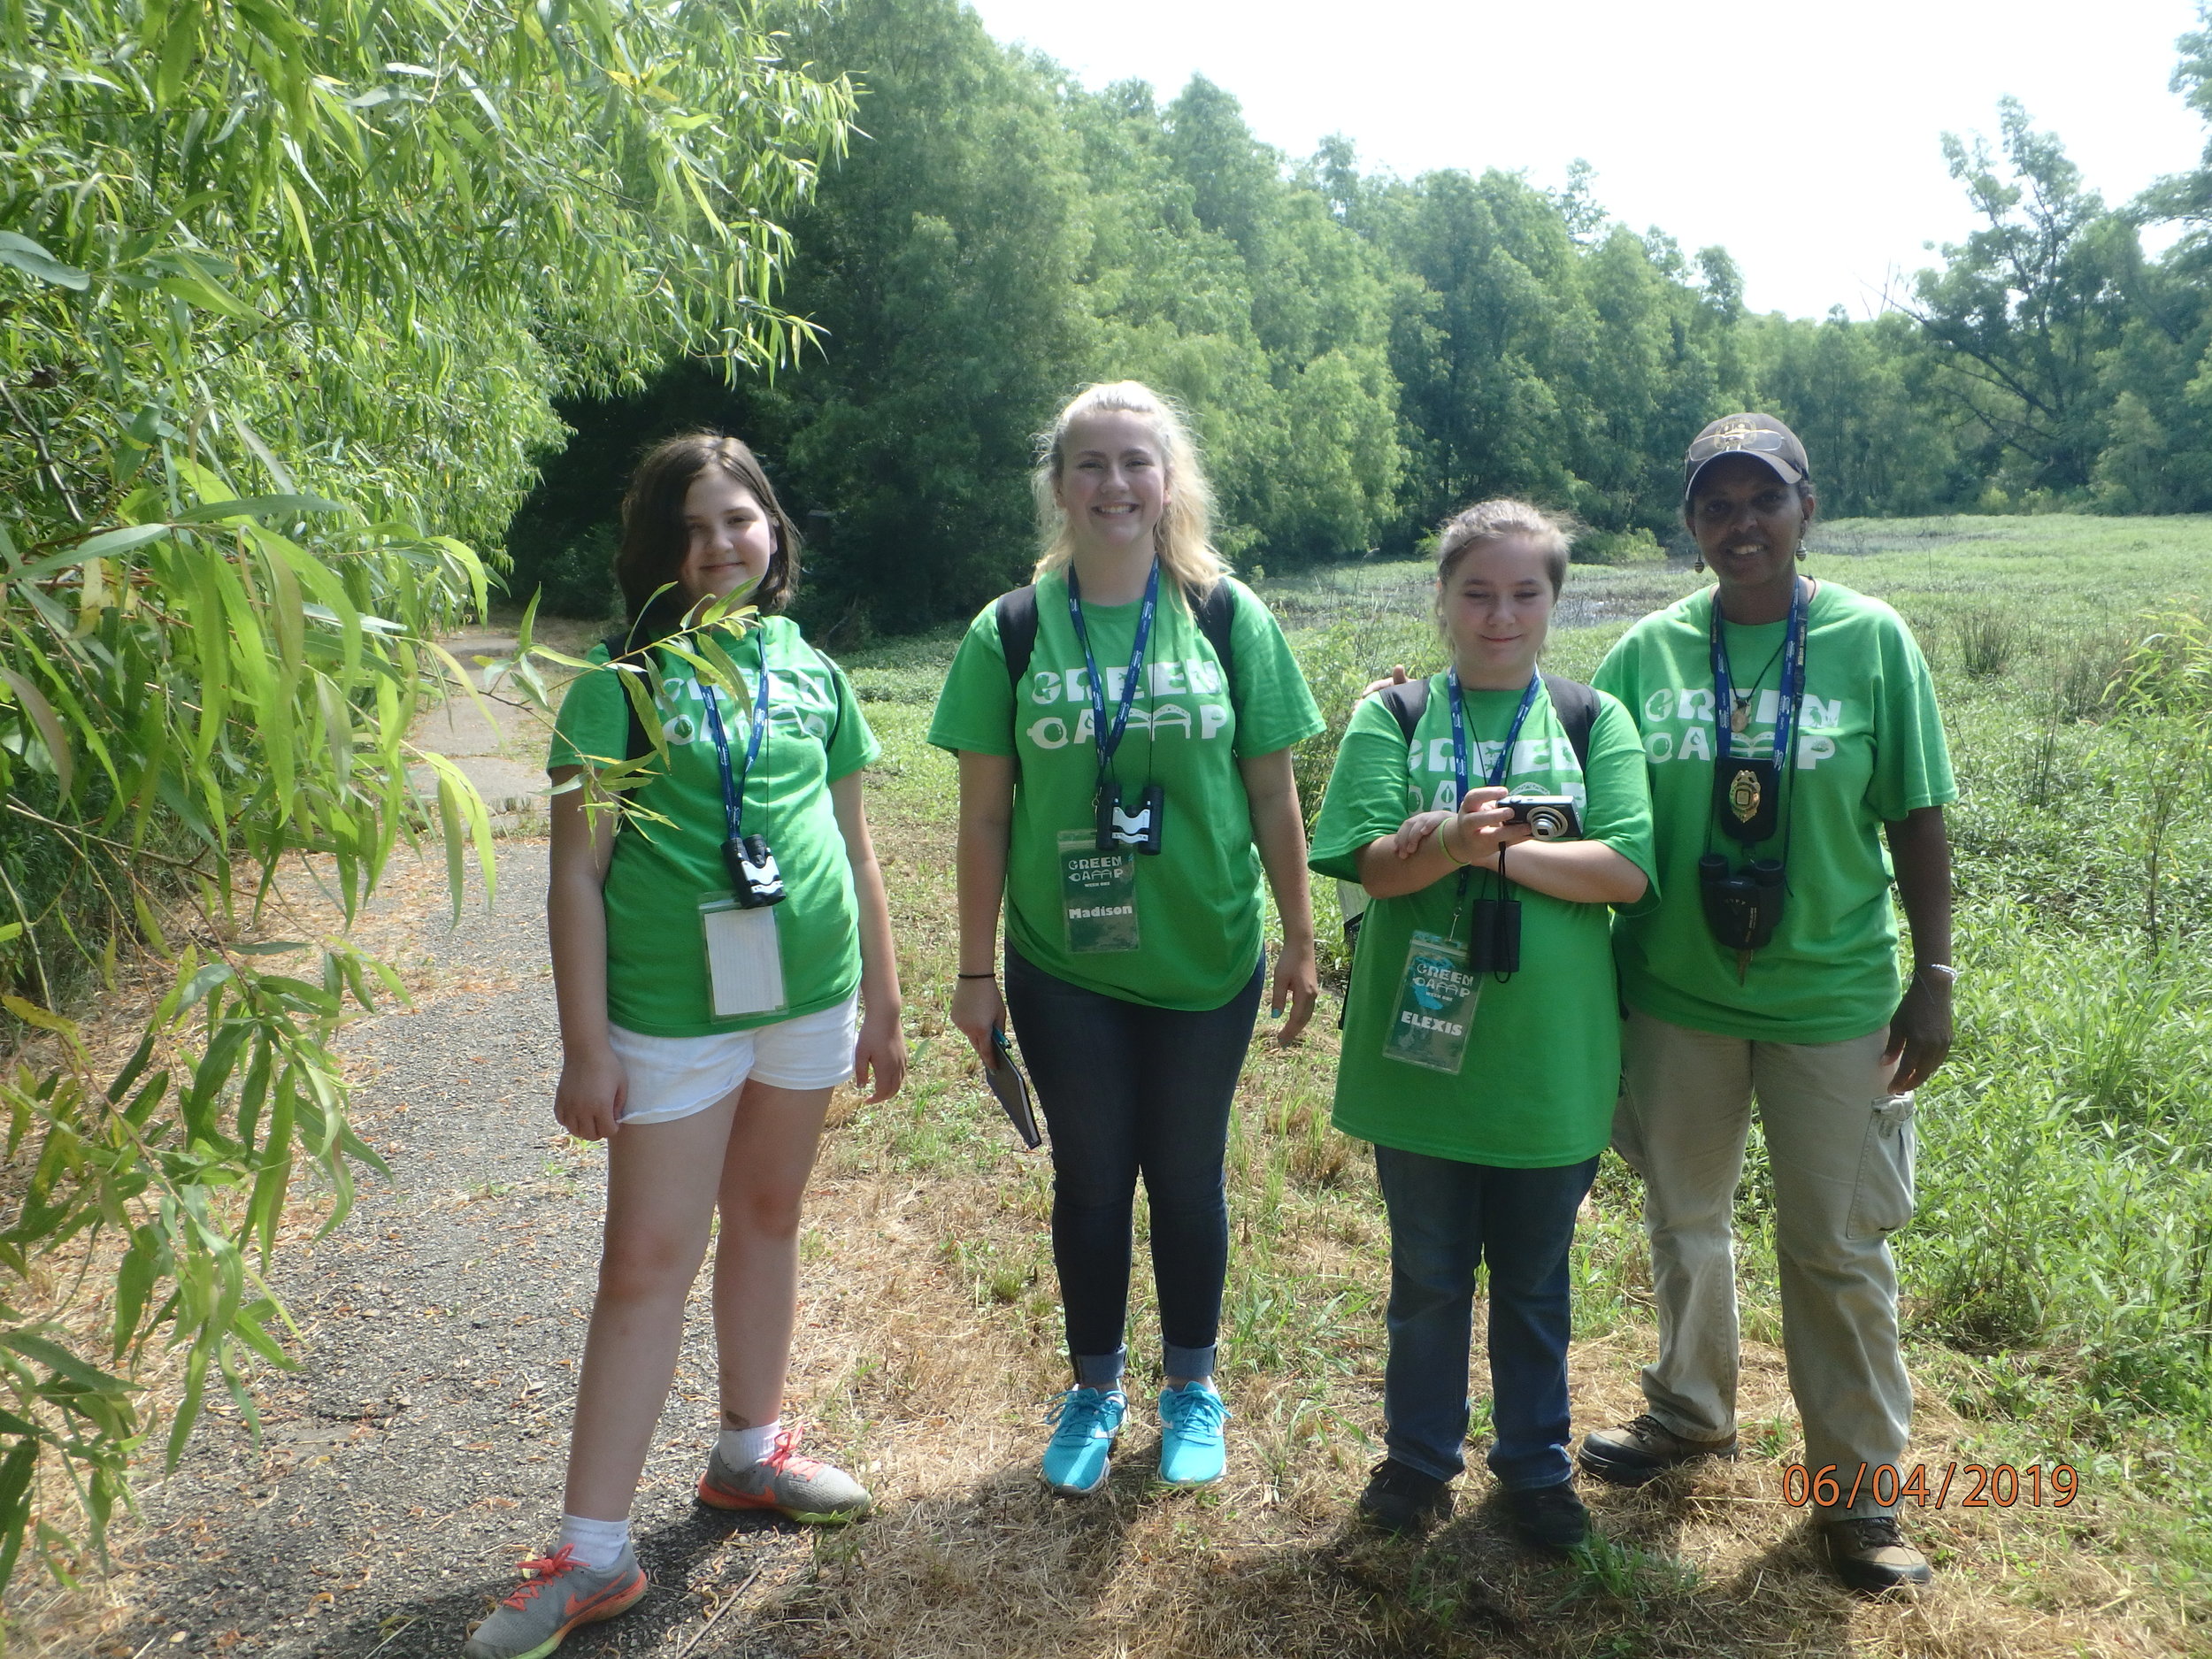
left=696, top=1426, right=872, bottom=1523
left=463, top=1544, right=646, bottom=1659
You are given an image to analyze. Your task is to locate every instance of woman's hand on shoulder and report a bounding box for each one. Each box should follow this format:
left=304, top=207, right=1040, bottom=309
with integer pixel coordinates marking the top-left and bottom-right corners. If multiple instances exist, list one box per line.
left=853, top=1002, right=908, bottom=1103
left=555, top=1045, right=626, bottom=1142
left=1357, top=664, right=1411, bottom=703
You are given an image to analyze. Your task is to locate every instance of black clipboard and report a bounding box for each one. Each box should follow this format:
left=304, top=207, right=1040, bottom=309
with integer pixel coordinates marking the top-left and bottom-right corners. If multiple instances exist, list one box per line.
left=984, top=1027, right=1042, bottom=1150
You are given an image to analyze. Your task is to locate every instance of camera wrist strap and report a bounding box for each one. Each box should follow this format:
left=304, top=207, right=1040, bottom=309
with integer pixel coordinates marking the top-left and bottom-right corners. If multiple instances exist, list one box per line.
left=1066, top=558, right=1160, bottom=803
left=699, top=641, right=773, bottom=843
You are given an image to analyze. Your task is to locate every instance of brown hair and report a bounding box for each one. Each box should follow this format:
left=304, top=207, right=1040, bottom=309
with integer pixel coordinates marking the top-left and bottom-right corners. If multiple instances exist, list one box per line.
left=1434, top=499, right=1576, bottom=596
left=1031, top=381, right=1229, bottom=599
left=614, top=432, right=800, bottom=635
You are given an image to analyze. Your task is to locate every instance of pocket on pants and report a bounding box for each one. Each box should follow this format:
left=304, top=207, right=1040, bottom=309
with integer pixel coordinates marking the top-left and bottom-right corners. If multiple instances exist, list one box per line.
left=1846, top=1093, right=1916, bottom=1240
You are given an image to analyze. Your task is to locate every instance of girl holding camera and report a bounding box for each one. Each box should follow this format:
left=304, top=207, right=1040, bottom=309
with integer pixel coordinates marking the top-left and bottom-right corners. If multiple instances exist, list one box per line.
left=466, top=434, right=905, bottom=1659
left=1307, top=500, right=1655, bottom=1548
left=931, top=381, right=1323, bottom=1496
left=1579, top=415, right=1955, bottom=1594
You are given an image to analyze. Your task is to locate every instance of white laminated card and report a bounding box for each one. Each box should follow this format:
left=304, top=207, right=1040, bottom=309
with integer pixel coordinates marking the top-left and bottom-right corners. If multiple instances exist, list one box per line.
left=699, top=898, right=787, bottom=1018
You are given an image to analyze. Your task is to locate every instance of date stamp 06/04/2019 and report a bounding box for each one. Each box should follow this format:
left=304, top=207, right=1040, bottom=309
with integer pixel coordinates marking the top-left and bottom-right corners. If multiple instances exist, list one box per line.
left=1780, top=1463, right=2079, bottom=1509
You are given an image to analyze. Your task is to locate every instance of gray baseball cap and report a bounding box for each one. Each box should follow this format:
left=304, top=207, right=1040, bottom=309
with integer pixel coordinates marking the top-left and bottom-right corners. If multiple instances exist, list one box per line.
left=1684, top=413, right=1809, bottom=501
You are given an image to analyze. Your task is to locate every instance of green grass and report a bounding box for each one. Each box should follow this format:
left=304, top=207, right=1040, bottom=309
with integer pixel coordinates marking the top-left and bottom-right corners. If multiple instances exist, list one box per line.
left=816, top=511, right=2212, bottom=1657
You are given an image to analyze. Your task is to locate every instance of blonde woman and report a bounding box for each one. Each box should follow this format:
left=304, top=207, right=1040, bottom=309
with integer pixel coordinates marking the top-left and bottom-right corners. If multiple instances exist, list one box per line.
left=929, top=382, right=1323, bottom=1494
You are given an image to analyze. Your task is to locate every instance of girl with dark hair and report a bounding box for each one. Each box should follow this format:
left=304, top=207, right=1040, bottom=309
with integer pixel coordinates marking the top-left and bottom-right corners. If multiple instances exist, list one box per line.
left=465, top=434, right=904, bottom=1659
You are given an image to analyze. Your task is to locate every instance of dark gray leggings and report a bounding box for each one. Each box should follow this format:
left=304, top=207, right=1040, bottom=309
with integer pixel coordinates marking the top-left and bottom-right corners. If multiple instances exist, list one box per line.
left=1004, top=942, right=1265, bottom=1381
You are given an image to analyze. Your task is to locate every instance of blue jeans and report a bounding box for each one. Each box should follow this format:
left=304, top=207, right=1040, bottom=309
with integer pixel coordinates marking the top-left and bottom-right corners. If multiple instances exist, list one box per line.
left=1004, top=943, right=1265, bottom=1383
left=1372, top=1145, right=1599, bottom=1490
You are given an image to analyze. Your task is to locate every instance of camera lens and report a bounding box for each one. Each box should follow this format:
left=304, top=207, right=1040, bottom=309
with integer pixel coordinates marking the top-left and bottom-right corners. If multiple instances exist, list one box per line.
left=1528, top=807, right=1567, bottom=840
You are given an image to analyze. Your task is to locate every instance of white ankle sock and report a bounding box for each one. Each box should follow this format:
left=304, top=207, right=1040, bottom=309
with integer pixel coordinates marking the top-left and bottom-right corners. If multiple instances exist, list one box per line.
left=717, top=1418, right=781, bottom=1469
left=556, top=1512, right=631, bottom=1571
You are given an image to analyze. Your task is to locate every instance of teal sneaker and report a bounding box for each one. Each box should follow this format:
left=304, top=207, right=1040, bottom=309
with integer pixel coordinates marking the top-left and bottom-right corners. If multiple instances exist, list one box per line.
left=1041, top=1386, right=1126, bottom=1495
left=1156, top=1381, right=1229, bottom=1486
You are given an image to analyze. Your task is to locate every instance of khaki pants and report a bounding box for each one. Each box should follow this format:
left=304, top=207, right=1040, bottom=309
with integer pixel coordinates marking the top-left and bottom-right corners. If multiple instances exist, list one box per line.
left=1613, top=1010, right=1916, bottom=1517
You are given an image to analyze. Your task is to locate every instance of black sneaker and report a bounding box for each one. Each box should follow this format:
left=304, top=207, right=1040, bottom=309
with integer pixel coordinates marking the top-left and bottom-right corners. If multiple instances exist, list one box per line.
left=1577, top=1413, right=1738, bottom=1487
left=1356, top=1458, right=1454, bottom=1536
left=1505, top=1479, right=1591, bottom=1552
left=1824, top=1514, right=1932, bottom=1594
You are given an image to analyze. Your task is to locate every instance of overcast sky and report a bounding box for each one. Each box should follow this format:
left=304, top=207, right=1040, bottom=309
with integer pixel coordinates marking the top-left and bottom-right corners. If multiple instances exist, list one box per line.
left=960, top=0, right=2209, bottom=319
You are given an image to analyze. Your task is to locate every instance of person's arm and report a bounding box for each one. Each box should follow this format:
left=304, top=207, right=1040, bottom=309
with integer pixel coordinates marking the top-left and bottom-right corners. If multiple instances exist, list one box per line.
left=547, top=764, right=626, bottom=1141
left=1883, top=804, right=1953, bottom=1092
left=831, top=771, right=906, bottom=1102
left=1356, top=787, right=1646, bottom=905
left=949, top=749, right=1016, bottom=1066
left=1239, top=746, right=1317, bottom=1043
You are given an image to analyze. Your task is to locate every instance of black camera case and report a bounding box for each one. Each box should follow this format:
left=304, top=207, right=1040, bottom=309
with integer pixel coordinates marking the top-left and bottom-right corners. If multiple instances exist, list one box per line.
left=1698, top=853, right=1784, bottom=950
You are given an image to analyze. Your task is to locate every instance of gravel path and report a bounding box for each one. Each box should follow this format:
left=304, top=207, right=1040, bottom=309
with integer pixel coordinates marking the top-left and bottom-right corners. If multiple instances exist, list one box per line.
left=112, top=843, right=818, bottom=1659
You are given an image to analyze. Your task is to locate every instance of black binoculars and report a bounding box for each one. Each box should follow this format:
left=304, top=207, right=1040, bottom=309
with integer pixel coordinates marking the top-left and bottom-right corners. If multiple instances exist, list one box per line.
left=1096, top=783, right=1165, bottom=855
left=724, top=833, right=787, bottom=908
left=1698, top=853, right=1785, bottom=951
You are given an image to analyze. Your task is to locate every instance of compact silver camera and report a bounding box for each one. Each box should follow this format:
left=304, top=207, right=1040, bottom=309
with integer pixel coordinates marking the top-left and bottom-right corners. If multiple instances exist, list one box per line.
left=1502, top=795, right=1582, bottom=841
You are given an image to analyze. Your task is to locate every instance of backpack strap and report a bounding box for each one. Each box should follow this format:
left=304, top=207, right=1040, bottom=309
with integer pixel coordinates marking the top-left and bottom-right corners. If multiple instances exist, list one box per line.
left=1540, top=673, right=1599, bottom=772
left=995, top=584, right=1041, bottom=691
left=998, top=577, right=1240, bottom=695
left=1377, top=677, right=1429, bottom=743
left=1376, top=674, right=1595, bottom=769
left=1190, top=578, right=1237, bottom=693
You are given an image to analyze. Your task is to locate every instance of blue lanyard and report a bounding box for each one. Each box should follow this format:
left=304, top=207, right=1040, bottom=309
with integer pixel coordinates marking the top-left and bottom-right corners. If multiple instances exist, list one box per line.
left=1065, top=560, right=1160, bottom=783
left=697, top=640, right=772, bottom=842
left=1446, top=667, right=1545, bottom=803
left=1709, top=577, right=1810, bottom=767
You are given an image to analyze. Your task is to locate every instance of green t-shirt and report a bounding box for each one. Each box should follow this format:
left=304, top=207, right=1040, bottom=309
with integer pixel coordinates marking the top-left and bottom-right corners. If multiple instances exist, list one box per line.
left=926, top=572, right=1324, bottom=1010
left=548, top=617, right=880, bottom=1037
left=1591, top=580, right=1955, bottom=1044
left=1307, top=679, right=1657, bottom=1168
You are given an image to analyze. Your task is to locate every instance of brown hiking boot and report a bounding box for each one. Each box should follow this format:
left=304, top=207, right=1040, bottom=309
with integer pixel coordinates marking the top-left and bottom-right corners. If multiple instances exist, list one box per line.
left=1825, top=1514, right=1932, bottom=1594
left=1577, top=1413, right=1738, bottom=1486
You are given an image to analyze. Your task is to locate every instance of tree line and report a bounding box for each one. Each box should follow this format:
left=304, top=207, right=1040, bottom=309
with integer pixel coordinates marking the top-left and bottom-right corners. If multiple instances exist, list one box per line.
left=508, top=0, right=2212, bottom=638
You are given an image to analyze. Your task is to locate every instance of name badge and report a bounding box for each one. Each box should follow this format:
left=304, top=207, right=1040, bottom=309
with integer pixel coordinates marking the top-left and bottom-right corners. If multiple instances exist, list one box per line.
left=1385, top=929, right=1479, bottom=1075
left=700, top=896, right=787, bottom=1017
left=1060, top=827, right=1140, bottom=953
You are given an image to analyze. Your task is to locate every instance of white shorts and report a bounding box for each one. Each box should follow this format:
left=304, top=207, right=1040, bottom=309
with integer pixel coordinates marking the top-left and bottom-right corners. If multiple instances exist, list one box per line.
left=609, top=995, right=858, bottom=1125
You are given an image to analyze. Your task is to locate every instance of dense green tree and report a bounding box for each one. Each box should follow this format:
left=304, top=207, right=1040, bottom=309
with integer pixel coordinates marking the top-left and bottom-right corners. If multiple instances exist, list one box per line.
left=505, top=0, right=2212, bottom=640
left=1907, top=98, right=2132, bottom=499
left=1742, top=311, right=1959, bottom=516
left=2095, top=2, right=2212, bottom=512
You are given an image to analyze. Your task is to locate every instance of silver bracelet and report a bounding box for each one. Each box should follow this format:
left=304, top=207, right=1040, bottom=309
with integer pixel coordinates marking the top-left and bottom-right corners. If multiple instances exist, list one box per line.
left=1915, top=963, right=1960, bottom=987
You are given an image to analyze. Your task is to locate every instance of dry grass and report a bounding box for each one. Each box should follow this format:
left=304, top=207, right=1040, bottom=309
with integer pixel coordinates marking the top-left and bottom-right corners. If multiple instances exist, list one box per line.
left=756, top=703, right=2204, bottom=1659
left=7, top=674, right=2204, bottom=1658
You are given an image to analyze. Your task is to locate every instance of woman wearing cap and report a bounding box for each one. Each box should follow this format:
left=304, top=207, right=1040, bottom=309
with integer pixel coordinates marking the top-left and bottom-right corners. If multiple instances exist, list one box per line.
left=1579, top=415, right=1956, bottom=1594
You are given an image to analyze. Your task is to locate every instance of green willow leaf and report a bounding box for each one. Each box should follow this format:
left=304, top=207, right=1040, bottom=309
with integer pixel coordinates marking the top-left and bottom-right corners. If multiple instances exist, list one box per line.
left=174, top=495, right=349, bottom=525
left=0, top=667, right=78, bottom=799
left=0, top=232, right=90, bottom=291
